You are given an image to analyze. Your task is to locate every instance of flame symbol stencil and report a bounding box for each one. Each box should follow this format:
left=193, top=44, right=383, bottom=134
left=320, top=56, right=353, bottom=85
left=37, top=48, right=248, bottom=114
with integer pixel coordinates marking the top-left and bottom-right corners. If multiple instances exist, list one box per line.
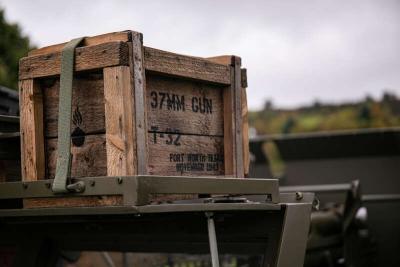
left=71, top=106, right=85, bottom=147
left=72, top=106, right=83, bottom=126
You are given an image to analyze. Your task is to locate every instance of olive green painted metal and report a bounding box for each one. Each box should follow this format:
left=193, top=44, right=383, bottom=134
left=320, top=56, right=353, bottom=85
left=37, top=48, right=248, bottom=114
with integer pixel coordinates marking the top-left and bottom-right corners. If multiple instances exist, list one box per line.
left=0, top=192, right=315, bottom=217
left=0, top=171, right=313, bottom=267
left=0, top=202, right=283, bottom=217
left=0, top=192, right=314, bottom=267
left=0, top=175, right=280, bottom=206
left=274, top=203, right=313, bottom=267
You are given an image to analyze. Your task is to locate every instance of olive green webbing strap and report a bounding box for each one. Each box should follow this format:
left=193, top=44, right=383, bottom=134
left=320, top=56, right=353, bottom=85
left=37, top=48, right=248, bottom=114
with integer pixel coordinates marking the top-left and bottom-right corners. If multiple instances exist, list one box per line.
left=52, top=37, right=85, bottom=193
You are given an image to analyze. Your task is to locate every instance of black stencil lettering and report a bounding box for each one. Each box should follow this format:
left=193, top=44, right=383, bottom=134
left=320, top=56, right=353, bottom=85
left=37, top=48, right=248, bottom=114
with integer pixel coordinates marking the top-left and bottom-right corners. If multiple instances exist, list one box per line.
left=167, top=93, right=173, bottom=110
left=159, top=92, right=166, bottom=109
left=174, top=133, right=181, bottom=146
left=205, top=98, right=212, bottom=114
left=199, top=97, right=205, bottom=113
left=150, top=91, right=158, bottom=108
left=175, top=95, right=185, bottom=111
left=166, top=133, right=173, bottom=145
left=192, top=97, right=198, bottom=112
left=191, top=96, right=213, bottom=114
left=151, top=126, right=159, bottom=143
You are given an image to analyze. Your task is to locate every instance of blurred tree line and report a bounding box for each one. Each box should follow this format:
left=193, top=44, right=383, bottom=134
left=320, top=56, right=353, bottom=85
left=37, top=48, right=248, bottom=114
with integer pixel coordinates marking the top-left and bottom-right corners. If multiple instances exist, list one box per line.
left=249, top=91, right=400, bottom=135
left=0, top=9, right=33, bottom=89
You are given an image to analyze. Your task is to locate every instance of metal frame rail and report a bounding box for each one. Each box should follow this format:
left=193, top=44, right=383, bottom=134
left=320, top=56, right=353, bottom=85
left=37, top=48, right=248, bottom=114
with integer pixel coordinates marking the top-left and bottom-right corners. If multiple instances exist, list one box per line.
left=0, top=176, right=314, bottom=267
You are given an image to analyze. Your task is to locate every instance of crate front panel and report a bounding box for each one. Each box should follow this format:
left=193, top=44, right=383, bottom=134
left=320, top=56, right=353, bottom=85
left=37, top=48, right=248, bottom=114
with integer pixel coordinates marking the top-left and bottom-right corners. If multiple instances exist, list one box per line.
left=41, top=71, right=229, bottom=179
left=146, top=73, right=225, bottom=176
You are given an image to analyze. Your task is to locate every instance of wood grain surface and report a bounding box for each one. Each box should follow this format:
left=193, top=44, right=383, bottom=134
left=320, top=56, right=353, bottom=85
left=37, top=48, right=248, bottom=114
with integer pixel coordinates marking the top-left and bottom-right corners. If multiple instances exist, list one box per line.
left=19, top=79, right=45, bottom=181
left=144, top=47, right=230, bottom=85
left=42, top=73, right=105, bottom=137
left=45, top=135, right=107, bottom=179
left=20, top=41, right=129, bottom=79
left=19, top=31, right=249, bottom=208
left=146, top=74, right=224, bottom=136
left=28, top=31, right=132, bottom=56
left=147, top=133, right=224, bottom=176
left=130, top=32, right=148, bottom=175
left=104, top=66, right=136, bottom=176
left=24, top=196, right=123, bottom=208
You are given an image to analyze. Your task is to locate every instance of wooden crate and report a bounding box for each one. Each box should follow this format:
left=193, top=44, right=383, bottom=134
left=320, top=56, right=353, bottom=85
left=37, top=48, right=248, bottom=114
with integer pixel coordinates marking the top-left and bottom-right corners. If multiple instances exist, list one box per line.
left=18, top=30, right=249, bottom=207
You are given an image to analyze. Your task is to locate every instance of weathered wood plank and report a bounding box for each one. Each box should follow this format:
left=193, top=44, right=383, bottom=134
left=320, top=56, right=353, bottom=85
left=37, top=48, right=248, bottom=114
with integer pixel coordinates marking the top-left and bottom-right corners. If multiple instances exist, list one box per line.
left=24, top=196, right=123, bottom=208
left=233, top=56, right=244, bottom=177
left=45, top=135, right=107, bottom=179
left=206, top=56, right=247, bottom=177
left=206, top=55, right=234, bottom=65
left=242, top=86, right=249, bottom=177
left=146, top=74, right=224, bottom=136
left=147, top=134, right=224, bottom=176
left=19, top=79, right=45, bottom=181
left=19, top=42, right=129, bottom=79
left=144, top=47, right=231, bottom=85
left=28, top=31, right=132, bottom=56
left=131, top=32, right=148, bottom=175
left=42, top=73, right=105, bottom=137
left=103, top=66, right=136, bottom=176
left=241, top=68, right=248, bottom=88
left=223, top=68, right=236, bottom=176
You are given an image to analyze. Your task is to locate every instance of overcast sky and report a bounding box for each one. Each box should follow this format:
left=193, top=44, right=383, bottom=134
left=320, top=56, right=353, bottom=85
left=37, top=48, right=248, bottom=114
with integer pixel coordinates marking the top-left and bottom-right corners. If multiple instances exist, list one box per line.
left=1, top=0, right=399, bottom=110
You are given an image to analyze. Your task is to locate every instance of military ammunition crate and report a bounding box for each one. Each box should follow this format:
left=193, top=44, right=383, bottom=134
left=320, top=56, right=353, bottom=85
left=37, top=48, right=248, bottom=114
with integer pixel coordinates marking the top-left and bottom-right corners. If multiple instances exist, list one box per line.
left=18, top=30, right=249, bottom=207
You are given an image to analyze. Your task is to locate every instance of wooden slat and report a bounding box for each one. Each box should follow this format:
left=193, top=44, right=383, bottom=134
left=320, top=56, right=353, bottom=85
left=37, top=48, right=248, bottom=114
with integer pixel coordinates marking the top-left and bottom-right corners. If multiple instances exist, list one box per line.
left=223, top=67, right=236, bottom=176
left=233, top=57, right=244, bottom=177
left=28, top=31, right=132, bottom=56
left=24, top=196, right=123, bottom=208
left=206, top=55, right=234, bottom=65
left=207, top=56, right=247, bottom=177
left=241, top=68, right=248, bottom=88
left=103, top=66, right=137, bottom=176
left=241, top=83, right=249, bottom=177
left=146, top=73, right=224, bottom=136
left=144, top=47, right=231, bottom=85
left=131, top=32, right=148, bottom=175
left=19, top=42, right=129, bottom=79
left=19, top=79, right=45, bottom=181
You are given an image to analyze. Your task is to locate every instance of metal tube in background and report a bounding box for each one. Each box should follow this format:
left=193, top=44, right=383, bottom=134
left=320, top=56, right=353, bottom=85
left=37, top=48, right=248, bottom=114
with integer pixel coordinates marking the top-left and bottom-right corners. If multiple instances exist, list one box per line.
left=122, top=253, right=129, bottom=267
left=100, top=252, right=116, bottom=267
left=206, top=212, right=220, bottom=267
